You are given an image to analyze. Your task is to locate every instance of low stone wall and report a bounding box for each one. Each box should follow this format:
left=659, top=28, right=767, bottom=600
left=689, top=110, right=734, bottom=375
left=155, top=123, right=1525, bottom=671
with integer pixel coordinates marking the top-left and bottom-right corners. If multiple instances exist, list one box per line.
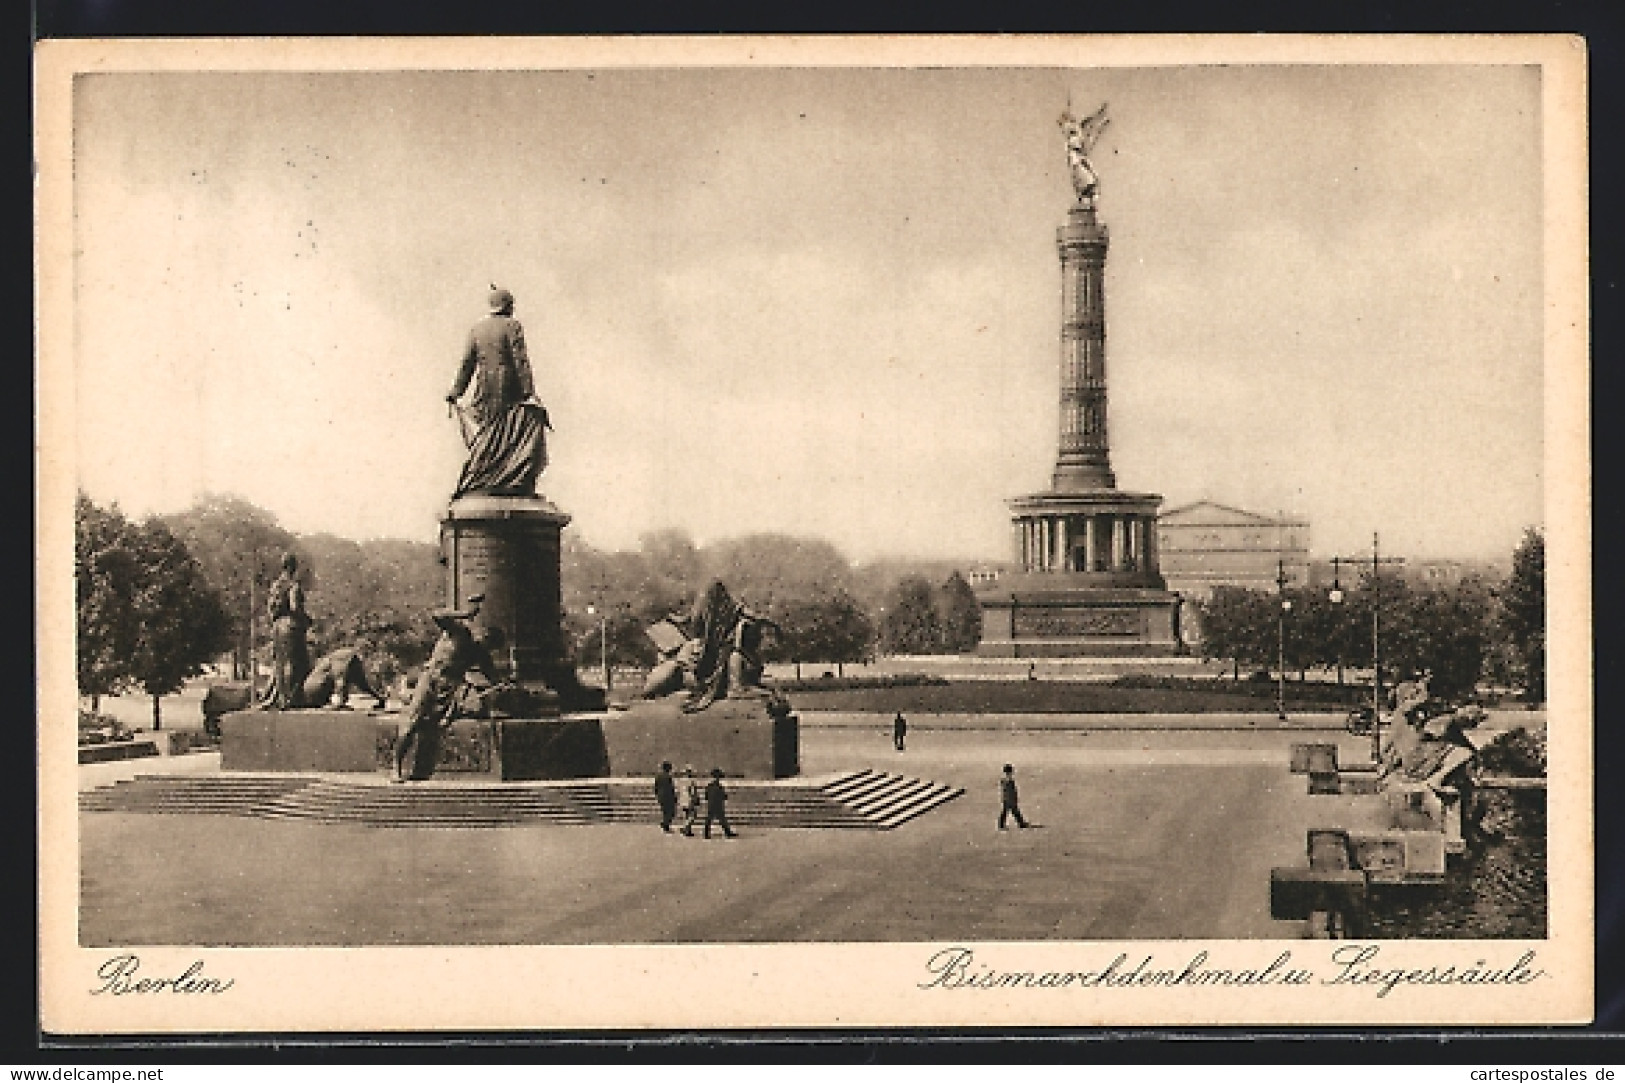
left=78, top=740, right=160, bottom=765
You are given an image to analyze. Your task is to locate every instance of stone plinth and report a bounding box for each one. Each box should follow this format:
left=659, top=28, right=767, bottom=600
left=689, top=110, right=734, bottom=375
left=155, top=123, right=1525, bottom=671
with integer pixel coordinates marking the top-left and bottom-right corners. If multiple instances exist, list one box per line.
left=219, top=708, right=612, bottom=781
left=976, top=575, right=1181, bottom=658
left=220, top=709, right=398, bottom=773
left=441, top=494, right=600, bottom=711
left=602, top=697, right=800, bottom=779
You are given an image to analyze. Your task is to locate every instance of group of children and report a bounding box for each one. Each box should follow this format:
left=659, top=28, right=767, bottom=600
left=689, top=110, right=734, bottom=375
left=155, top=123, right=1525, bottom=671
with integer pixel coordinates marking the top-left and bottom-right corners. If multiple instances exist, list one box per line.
left=652, top=762, right=737, bottom=838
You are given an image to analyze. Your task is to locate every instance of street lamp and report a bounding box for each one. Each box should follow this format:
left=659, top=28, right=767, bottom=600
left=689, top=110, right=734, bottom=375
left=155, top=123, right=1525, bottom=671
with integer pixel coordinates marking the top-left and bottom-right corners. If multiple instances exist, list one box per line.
left=1328, top=534, right=1401, bottom=763
left=585, top=604, right=610, bottom=692
left=1275, top=559, right=1290, bottom=721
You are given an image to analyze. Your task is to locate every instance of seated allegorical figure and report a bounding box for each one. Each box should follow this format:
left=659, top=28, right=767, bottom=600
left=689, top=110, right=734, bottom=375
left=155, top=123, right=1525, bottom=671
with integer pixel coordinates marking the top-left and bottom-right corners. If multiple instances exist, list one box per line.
left=639, top=580, right=781, bottom=713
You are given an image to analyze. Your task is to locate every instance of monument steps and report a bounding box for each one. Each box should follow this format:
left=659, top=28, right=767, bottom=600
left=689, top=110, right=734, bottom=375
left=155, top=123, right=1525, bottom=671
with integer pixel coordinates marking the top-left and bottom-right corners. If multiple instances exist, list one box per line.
left=817, top=770, right=966, bottom=828
left=79, top=771, right=962, bottom=830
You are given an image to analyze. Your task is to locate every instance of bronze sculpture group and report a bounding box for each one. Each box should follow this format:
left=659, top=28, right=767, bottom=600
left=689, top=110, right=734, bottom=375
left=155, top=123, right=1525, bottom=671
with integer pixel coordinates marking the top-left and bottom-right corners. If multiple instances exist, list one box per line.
left=640, top=580, right=788, bottom=718
left=259, top=551, right=387, bottom=712
left=257, top=286, right=783, bottom=784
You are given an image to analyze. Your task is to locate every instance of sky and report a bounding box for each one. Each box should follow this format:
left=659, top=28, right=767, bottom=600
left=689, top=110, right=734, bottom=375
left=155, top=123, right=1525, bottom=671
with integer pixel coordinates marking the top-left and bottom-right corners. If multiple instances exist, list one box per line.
left=71, top=63, right=1545, bottom=563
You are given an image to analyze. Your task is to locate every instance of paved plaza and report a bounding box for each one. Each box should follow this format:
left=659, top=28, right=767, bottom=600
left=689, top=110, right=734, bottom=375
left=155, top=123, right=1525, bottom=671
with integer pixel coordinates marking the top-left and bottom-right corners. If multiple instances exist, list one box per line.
left=77, top=716, right=1397, bottom=946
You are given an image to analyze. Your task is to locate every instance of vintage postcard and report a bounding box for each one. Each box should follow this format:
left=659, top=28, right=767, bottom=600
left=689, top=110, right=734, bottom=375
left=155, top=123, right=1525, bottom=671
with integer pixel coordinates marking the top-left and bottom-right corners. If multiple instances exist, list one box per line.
left=36, top=35, right=1591, bottom=1032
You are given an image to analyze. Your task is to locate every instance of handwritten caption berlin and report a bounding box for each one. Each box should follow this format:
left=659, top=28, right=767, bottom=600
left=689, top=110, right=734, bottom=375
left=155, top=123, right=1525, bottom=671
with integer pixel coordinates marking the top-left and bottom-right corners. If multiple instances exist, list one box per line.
left=919, top=945, right=1545, bottom=999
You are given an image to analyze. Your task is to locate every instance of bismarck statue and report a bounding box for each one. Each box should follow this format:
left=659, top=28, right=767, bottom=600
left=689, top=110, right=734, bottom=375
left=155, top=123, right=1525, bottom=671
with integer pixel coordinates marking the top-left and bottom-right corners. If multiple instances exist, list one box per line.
left=447, top=286, right=552, bottom=500
left=437, top=286, right=596, bottom=713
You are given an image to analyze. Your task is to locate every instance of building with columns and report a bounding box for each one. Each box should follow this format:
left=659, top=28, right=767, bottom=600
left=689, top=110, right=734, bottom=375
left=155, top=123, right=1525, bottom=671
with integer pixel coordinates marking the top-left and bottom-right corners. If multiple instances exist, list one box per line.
left=976, top=110, right=1181, bottom=657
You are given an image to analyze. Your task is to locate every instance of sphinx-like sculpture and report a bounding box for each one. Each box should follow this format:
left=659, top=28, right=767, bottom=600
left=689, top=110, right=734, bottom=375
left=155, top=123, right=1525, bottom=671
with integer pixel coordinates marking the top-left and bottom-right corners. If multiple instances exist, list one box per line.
left=640, top=581, right=782, bottom=713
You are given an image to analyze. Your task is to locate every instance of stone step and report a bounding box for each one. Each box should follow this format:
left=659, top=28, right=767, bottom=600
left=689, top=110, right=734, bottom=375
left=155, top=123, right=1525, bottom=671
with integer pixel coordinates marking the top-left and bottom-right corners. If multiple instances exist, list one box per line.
left=80, top=770, right=962, bottom=829
left=841, top=776, right=931, bottom=812
left=821, top=769, right=886, bottom=801
left=873, top=785, right=965, bottom=829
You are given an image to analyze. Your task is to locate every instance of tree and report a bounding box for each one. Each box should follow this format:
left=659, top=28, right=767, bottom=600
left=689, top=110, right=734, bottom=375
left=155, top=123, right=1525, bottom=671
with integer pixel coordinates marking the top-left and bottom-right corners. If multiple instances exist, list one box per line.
left=772, top=589, right=875, bottom=677
left=1196, top=586, right=1274, bottom=679
left=1498, top=528, right=1546, bottom=702
left=936, top=572, right=983, bottom=654
left=164, top=495, right=302, bottom=682
left=76, top=494, right=232, bottom=727
left=701, top=533, right=856, bottom=612
left=1379, top=576, right=1493, bottom=703
left=126, top=517, right=233, bottom=729
left=298, top=533, right=443, bottom=687
left=880, top=576, right=943, bottom=656
left=638, top=529, right=704, bottom=599
left=76, top=494, right=141, bottom=708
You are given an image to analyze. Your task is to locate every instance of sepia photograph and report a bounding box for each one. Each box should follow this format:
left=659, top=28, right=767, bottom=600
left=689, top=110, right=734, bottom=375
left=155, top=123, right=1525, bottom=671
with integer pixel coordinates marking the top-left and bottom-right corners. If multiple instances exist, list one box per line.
left=35, top=35, right=1590, bottom=1031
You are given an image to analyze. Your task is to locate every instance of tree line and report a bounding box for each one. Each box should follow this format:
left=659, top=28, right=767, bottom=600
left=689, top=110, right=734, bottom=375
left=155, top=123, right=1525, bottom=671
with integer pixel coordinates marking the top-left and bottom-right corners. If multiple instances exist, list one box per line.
left=562, top=528, right=984, bottom=674
left=1193, top=528, right=1546, bottom=703
left=79, top=488, right=1545, bottom=717
left=76, top=492, right=990, bottom=722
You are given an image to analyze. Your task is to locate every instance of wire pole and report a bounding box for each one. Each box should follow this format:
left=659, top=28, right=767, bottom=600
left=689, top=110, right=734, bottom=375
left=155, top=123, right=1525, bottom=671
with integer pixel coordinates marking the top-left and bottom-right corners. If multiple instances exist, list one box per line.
left=246, top=554, right=258, bottom=699
left=1326, top=536, right=1402, bottom=762
left=1276, top=558, right=1289, bottom=721
left=1371, top=532, right=1382, bottom=763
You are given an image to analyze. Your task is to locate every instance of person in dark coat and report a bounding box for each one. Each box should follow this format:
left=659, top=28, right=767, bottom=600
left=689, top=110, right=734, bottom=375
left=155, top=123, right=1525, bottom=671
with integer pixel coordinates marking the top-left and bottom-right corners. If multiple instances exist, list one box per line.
left=392, top=594, right=495, bottom=782
left=703, top=767, right=738, bottom=838
left=893, top=711, right=908, bottom=751
left=679, top=765, right=701, bottom=836
left=653, top=761, right=678, bottom=833
left=447, top=286, right=550, bottom=500
left=998, top=763, right=1029, bottom=829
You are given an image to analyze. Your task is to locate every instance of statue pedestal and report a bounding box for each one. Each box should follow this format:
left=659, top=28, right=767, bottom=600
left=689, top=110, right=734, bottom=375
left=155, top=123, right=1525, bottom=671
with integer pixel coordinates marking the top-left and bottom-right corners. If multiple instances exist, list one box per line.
left=441, top=494, right=600, bottom=711
left=219, top=708, right=612, bottom=781
left=975, top=577, right=1182, bottom=657
left=603, top=697, right=800, bottom=779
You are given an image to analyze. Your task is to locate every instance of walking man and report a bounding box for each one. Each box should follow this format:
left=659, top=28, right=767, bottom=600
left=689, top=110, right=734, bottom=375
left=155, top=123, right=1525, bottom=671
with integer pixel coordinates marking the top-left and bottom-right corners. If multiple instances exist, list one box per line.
left=703, top=767, right=738, bottom=838
left=998, top=763, right=1030, bottom=829
left=654, top=761, right=678, bottom=833
left=680, top=766, right=702, bottom=836
left=892, top=711, right=908, bottom=752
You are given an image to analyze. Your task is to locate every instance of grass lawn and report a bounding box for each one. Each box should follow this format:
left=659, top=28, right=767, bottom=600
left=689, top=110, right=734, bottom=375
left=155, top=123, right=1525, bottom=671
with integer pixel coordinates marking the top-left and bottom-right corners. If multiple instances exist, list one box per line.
left=784, top=678, right=1364, bottom=714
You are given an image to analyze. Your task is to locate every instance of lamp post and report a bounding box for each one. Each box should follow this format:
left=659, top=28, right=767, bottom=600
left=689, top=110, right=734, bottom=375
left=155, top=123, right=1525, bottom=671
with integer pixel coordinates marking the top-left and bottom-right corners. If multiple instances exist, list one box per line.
left=1275, top=559, right=1291, bottom=721
left=1328, top=534, right=1402, bottom=762
left=585, top=604, right=610, bottom=692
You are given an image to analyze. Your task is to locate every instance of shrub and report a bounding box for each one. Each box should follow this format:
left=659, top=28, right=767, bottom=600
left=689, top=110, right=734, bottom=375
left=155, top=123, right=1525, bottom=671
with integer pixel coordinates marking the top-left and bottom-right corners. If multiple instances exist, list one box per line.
left=1475, top=727, right=1547, bottom=777
left=77, top=708, right=130, bottom=745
